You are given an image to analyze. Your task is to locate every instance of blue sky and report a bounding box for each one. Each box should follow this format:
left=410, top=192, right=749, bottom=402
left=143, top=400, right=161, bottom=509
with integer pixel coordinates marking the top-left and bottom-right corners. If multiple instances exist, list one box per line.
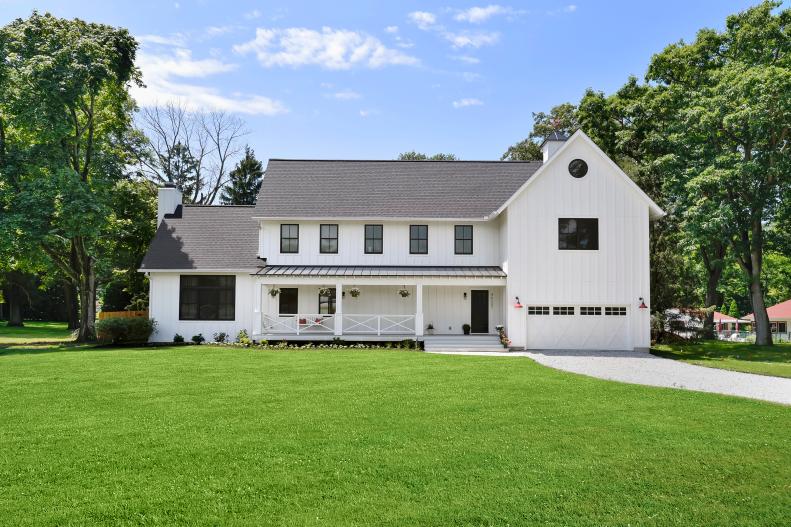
left=1, top=0, right=763, bottom=160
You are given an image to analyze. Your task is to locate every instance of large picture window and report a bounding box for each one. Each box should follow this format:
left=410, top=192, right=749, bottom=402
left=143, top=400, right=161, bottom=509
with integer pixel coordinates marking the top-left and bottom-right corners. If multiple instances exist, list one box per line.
left=320, top=224, right=339, bottom=253
left=280, top=224, right=299, bottom=253
left=318, top=288, right=336, bottom=314
left=559, top=218, right=599, bottom=250
left=410, top=225, right=428, bottom=254
left=179, top=275, right=235, bottom=320
left=364, top=224, right=383, bottom=254
left=454, top=225, right=473, bottom=255
left=278, top=288, right=298, bottom=315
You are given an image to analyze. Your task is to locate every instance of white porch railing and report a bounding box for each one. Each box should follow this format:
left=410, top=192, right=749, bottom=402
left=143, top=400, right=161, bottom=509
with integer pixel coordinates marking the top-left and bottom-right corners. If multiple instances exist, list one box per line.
left=261, top=314, right=335, bottom=335
left=343, top=314, right=416, bottom=335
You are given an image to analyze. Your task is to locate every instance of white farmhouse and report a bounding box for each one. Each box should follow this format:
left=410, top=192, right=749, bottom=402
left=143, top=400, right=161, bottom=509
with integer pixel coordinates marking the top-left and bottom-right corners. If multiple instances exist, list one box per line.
left=140, top=131, right=664, bottom=350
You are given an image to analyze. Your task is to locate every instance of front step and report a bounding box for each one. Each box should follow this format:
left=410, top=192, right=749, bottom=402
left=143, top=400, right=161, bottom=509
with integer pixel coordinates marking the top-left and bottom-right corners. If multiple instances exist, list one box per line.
left=423, top=335, right=504, bottom=352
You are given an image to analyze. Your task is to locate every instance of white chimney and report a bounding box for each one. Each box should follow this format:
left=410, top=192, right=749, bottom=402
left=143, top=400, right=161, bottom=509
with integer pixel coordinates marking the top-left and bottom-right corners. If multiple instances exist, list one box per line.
left=540, top=131, right=570, bottom=162
left=157, top=184, right=183, bottom=225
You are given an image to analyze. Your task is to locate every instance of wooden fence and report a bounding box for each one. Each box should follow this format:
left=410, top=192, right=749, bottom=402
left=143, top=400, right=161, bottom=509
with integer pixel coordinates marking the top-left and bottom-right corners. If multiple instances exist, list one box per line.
left=97, top=310, right=149, bottom=320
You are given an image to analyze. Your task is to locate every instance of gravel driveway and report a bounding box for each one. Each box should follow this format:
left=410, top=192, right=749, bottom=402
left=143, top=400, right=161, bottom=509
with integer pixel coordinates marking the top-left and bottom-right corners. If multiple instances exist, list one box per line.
left=427, top=349, right=791, bottom=405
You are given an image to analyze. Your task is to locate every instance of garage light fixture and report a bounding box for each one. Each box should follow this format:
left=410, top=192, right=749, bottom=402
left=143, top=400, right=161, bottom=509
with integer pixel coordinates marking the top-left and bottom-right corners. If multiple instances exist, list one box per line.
left=514, top=297, right=523, bottom=309
left=639, top=297, right=648, bottom=309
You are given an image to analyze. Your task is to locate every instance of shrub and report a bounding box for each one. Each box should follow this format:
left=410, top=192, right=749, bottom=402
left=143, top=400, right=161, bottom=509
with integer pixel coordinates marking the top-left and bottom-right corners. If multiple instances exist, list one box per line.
left=236, top=329, right=252, bottom=347
left=96, top=318, right=157, bottom=345
left=213, top=332, right=228, bottom=343
left=191, top=333, right=205, bottom=345
left=462, top=323, right=471, bottom=335
left=400, top=339, right=415, bottom=349
left=173, top=333, right=185, bottom=343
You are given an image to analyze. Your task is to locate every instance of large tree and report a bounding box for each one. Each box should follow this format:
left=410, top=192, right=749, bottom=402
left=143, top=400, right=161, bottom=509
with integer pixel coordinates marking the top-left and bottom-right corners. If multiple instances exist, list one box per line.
left=501, top=103, right=579, bottom=161
left=397, top=151, right=457, bottom=160
left=646, top=1, right=790, bottom=344
left=0, top=12, right=141, bottom=341
left=220, top=146, right=264, bottom=205
left=135, top=102, right=247, bottom=204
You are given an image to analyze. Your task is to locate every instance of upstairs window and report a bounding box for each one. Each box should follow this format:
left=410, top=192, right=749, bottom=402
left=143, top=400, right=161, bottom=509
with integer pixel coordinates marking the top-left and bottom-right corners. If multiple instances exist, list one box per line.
left=320, top=224, right=338, bottom=254
left=318, top=288, right=336, bottom=314
left=365, top=224, right=383, bottom=254
left=559, top=218, right=599, bottom=250
left=280, top=224, right=299, bottom=253
left=454, top=225, right=473, bottom=255
left=410, top=225, right=428, bottom=254
left=179, top=275, right=235, bottom=320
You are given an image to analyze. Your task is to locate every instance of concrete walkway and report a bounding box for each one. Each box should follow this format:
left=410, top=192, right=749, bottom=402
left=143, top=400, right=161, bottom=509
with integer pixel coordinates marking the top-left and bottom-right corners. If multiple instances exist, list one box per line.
left=426, top=349, right=791, bottom=405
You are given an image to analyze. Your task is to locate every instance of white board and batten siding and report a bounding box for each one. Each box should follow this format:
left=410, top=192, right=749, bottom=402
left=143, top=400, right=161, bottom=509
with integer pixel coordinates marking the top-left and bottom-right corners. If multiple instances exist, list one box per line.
left=148, top=272, right=255, bottom=342
left=504, top=137, right=652, bottom=350
left=260, top=220, right=502, bottom=266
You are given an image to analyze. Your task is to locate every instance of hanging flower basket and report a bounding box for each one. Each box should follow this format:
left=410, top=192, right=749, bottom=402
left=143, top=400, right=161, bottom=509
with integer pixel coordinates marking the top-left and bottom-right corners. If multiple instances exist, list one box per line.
left=268, top=287, right=280, bottom=297
left=349, top=287, right=361, bottom=298
left=398, top=288, right=411, bottom=298
left=318, top=287, right=334, bottom=297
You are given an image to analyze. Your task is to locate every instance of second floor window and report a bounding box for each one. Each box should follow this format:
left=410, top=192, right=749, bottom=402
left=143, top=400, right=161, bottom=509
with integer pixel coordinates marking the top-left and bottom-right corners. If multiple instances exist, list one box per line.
left=280, top=224, right=299, bottom=253
left=454, top=225, right=473, bottom=255
left=365, top=224, right=383, bottom=254
left=320, top=224, right=338, bottom=253
left=559, top=218, right=599, bottom=250
left=410, top=225, right=428, bottom=254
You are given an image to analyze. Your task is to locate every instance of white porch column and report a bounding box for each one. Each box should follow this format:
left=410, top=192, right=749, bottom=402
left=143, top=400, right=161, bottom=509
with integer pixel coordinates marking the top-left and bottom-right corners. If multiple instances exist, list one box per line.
left=252, top=280, right=263, bottom=336
left=415, top=283, right=424, bottom=337
left=334, top=282, right=343, bottom=336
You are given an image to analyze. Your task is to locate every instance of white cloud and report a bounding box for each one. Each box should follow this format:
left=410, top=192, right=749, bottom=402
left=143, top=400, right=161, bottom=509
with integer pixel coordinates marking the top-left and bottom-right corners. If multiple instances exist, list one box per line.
left=455, top=5, right=511, bottom=23
left=138, top=33, right=187, bottom=46
left=234, top=27, right=419, bottom=69
left=565, top=4, right=577, bottom=13
left=548, top=4, right=578, bottom=15
left=245, top=9, right=262, bottom=20
left=133, top=46, right=287, bottom=115
left=359, top=109, right=379, bottom=117
left=385, top=25, right=399, bottom=33
left=329, top=90, right=362, bottom=100
left=452, top=54, right=480, bottom=64
left=205, top=25, right=235, bottom=38
left=408, top=11, right=437, bottom=30
left=443, top=31, right=499, bottom=48
left=452, top=98, right=483, bottom=108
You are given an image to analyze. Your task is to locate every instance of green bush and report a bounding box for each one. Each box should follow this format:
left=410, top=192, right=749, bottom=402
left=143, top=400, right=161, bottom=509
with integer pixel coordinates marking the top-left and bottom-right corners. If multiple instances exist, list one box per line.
left=96, top=318, right=157, bottom=345
left=173, top=334, right=184, bottom=343
left=192, top=333, right=205, bottom=344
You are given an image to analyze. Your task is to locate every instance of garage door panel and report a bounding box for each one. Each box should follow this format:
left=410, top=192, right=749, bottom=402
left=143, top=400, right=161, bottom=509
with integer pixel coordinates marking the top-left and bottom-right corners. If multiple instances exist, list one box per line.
left=526, top=306, right=631, bottom=350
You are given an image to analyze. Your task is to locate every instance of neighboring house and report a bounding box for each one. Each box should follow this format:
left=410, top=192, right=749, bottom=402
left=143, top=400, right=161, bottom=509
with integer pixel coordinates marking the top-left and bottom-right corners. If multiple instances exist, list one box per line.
left=140, top=130, right=664, bottom=350
left=713, top=311, right=751, bottom=340
left=745, top=299, right=791, bottom=340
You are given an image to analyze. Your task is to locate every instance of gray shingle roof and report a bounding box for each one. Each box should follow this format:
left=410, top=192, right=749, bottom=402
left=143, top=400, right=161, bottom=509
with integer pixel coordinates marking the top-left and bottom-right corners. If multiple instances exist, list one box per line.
left=140, top=205, right=261, bottom=270
left=254, top=265, right=506, bottom=277
left=255, top=159, right=542, bottom=219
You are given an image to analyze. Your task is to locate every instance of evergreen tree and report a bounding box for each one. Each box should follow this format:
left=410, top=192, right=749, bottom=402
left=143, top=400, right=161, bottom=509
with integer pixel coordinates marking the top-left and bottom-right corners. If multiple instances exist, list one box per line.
left=728, top=300, right=739, bottom=319
left=220, top=146, right=263, bottom=205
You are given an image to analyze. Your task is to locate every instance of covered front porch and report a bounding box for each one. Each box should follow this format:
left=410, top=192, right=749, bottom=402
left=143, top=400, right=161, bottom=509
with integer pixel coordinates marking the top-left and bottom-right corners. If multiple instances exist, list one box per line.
left=251, top=267, right=506, bottom=341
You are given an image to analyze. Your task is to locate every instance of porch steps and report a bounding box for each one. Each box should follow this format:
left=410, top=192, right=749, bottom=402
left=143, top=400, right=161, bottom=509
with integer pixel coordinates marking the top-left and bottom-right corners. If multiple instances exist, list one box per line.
left=423, top=335, right=504, bottom=352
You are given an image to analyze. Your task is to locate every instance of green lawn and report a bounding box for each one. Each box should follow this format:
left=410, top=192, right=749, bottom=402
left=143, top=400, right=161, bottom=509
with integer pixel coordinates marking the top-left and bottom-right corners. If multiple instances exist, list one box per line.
left=652, top=340, right=791, bottom=378
left=0, top=343, right=789, bottom=526
left=0, top=320, right=74, bottom=344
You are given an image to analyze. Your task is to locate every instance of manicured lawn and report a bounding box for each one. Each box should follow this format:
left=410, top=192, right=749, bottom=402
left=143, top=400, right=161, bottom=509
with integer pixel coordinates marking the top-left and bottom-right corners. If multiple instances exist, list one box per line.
left=0, top=320, right=74, bottom=344
left=0, top=344, right=788, bottom=526
left=652, top=340, right=791, bottom=378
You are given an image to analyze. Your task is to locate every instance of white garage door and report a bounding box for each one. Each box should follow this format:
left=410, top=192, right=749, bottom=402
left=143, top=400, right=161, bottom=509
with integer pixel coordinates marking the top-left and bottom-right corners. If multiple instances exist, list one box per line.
left=525, top=305, right=632, bottom=350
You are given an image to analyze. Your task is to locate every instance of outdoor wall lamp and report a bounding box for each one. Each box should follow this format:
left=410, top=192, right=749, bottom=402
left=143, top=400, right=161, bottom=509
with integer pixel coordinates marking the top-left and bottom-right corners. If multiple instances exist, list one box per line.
left=639, top=297, right=648, bottom=309
left=514, top=297, right=523, bottom=308
left=463, top=292, right=467, bottom=299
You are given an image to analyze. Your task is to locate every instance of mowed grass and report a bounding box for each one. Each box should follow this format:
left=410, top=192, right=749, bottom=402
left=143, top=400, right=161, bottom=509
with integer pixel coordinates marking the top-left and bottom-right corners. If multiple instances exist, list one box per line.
left=0, top=344, right=789, bottom=526
left=0, top=320, right=74, bottom=344
left=652, top=340, right=791, bottom=378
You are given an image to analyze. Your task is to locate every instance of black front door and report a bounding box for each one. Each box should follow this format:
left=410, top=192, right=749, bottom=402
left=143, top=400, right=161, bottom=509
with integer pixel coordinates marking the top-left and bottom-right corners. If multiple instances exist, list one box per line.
left=470, top=290, right=489, bottom=333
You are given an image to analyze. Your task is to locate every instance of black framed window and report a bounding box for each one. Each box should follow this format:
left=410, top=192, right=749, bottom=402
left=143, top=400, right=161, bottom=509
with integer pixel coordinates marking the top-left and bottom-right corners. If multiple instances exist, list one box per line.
left=279, top=288, right=298, bottom=315
left=318, top=288, right=336, bottom=314
left=605, top=307, right=627, bottom=316
left=527, top=306, right=550, bottom=315
left=410, top=225, right=428, bottom=254
left=553, top=306, right=575, bottom=315
left=280, top=224, right=299, bottom=253
left=365, top=224, right=383, bottom=254
left=320, top=224, right=338, bottom=254
left=179, top=275, right=235, bottom=320
left=580, top=306, right=602, bottom=316
left=559, top=218, right=599, bottom=250
left=454, top=225, right=473, bottom=255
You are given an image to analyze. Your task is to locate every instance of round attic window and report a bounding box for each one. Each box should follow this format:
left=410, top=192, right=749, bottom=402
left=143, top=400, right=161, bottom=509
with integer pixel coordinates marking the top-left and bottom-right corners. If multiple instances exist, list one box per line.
left=568, top=159, right=588, bottom=178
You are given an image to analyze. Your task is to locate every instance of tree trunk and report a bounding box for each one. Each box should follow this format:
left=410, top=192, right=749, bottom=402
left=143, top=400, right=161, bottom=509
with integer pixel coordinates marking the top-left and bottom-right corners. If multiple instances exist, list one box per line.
left=63, top=280, right=79, bottom=330
left=74, top=242, right=97, bottom=343
left=750, top=275, right=772, bottom=345
left=4, top=271, right=25, bottom=327
left=700, top=242, right=725, bottom=339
